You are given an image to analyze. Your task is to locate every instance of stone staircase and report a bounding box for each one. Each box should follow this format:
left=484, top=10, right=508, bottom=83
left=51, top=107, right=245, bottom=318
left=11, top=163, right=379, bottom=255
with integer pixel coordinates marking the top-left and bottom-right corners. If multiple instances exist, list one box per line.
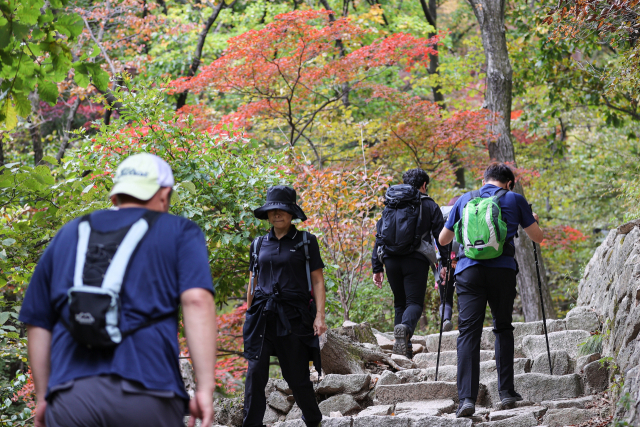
left=263, top=306, right=609, bottom=427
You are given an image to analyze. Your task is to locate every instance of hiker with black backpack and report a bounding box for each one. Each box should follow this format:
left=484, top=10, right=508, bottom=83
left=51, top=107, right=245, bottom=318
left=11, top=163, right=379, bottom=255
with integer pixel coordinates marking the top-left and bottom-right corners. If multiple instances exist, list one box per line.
left=19, top=153, right=217, bottom=427
left=438, top=162, right=544, bottom=418
left=243, top=185, right=327, bottom=427
left=372, top=168, right=449, bottom=359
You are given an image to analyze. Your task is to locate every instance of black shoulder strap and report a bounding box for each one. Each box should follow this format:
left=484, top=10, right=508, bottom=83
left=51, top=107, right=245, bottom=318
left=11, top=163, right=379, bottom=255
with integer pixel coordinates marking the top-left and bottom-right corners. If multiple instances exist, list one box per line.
left=303, top=231, right=312, bottom=293
left=494, top=188, right=509, bottom=201
left=470, top=190, right=482, bottom=199
left=250, top=235, right=265, bottom=296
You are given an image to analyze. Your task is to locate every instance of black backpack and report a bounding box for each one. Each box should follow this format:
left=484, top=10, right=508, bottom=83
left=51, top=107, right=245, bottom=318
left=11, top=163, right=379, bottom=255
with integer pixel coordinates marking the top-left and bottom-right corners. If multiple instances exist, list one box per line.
left=63, top=210, right=173, bottom=349
left=377, top=184, right=431, bottom=257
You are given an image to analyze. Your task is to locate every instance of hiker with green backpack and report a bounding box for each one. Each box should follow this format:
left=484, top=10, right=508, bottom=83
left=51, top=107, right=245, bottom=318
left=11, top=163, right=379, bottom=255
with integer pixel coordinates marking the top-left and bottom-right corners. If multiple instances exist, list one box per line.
left=438, top=163, right=544, bottom=419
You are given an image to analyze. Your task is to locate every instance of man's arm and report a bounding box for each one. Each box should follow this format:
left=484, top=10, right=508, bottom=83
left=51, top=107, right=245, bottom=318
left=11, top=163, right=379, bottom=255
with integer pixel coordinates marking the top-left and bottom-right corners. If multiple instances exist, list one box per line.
left=182, top=288, right=217, bottom=427
left=27, top=325, right=51, bottom=427
left=439, top=227, right=455, bottom=246
left=523, top=213, right=543, bottom=243
left=311, top=269, right=328, bottom=336
left=247, top=272, right=254, bottom=308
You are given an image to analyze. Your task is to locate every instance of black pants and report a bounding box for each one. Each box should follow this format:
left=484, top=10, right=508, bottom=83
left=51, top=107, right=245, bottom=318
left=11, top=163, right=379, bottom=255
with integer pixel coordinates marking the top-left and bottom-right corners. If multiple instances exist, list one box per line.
left=46, top=375, right=185, bottom=427
left=384, top=256, right=429, bottom=337
left=243, top=316, right=321, bottom=427
left=455, top=265, right=517, bottom=401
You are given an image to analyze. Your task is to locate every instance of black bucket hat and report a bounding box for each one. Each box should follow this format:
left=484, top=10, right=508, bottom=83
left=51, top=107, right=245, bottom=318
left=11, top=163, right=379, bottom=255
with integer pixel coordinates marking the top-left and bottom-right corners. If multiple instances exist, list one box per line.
left=253, top=185, right=307, bottom=221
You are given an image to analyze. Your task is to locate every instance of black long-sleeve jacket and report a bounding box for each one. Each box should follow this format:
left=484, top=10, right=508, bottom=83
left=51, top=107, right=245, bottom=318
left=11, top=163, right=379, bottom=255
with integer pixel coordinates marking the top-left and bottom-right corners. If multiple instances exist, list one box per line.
left=372, top=195, right=449, bottom=273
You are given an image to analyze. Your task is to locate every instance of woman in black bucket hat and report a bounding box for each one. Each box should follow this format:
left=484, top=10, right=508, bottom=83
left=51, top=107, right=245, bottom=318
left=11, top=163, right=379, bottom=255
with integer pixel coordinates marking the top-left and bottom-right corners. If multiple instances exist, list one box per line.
left=242, top=185, right=327, bottom=427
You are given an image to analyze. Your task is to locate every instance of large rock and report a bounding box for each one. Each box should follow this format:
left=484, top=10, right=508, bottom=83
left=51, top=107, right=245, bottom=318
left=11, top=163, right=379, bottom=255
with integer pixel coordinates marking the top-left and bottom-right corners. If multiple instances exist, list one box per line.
left=474, top=414, right=538, bottom=427
left=575, top=352, right=600, bottom=373
left=318, top=394, right=360, bottom=416
left=286, top=403, right=302, bottom=420
left=414, top=350, right=494, bottom=369
left=396, top=369, right=426, bottom=383
left=488, top=405, right=547, bottom=421
left=356, top=405, right=393, bottom=417
left=565, top=306, right=600, bottom=333
left=391, top=354, right=415, bottom=369
left=411, top=335, right=427, bottom=347
left=614, top=365, right=640, bottom=425
left=268, top=390, right=294, bottom=413
left=376, top=370, right=401, bottom=386
left=540, top=395, right=595, bottom=409
left=542, top=408, right=594, bottom=426
left=478, top=359, right=530, bottom=383
left=423, top=365, right=457, bottom=382
left=583, top=360, right=609, bottom=394
left=317, top=374, right=371, bottom=395
left=321, top=417, right=353, bottom=427
left=399, top=415, right=473, bottom=426
left=374, top=334, right=394, bottom=350
left=334, top=322, right=377, bottom=345
left=274, top=379, right=292, bottom=395
left=546, top=319, right=566, bottom=333
left=426, top=331, right=459, bottom=352
left=376, top=381, right=458, bottom=404
left=214, top=397, right=244, bottom=427
left=521, top=330, right=590, bottom=359
left=394, top=399, right=456, bottom=415
left=264, top=405, right=282, bottom=425
left=352, top=415, right=410, bottom=427
left=531, top=350, right=572, bottom=375
left=484, top=373, right=583, bottom=406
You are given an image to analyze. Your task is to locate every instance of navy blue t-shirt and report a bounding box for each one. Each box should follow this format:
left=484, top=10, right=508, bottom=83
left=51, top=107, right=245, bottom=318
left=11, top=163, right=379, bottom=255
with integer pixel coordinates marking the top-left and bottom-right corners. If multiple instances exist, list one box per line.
left=444, top=184, right=536, bottom=275
left=19, top=208, right=214, bottom=400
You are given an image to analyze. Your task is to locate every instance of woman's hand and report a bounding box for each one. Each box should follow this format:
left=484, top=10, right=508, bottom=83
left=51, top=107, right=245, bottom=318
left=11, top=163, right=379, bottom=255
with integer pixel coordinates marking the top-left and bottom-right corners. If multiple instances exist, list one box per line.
left=373, top=272, right=384, bottom=289
left=313, top=314, right=327, bottom=336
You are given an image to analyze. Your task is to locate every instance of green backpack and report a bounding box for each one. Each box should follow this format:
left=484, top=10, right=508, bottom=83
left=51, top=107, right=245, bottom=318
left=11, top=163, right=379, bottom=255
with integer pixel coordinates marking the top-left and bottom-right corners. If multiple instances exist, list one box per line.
left=454, top=189, right=509, bottom=260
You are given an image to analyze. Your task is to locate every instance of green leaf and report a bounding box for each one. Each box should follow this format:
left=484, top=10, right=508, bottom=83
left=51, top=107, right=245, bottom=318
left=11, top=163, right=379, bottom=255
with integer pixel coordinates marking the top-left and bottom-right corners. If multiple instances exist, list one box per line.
left=13, top=91, right=31, bottom=117
left=41, top=155, right=58, bottom=164
left=0, top=99, right=17, bottom=130
left=0, top=312, right=9, bottom=325
left=55, top=13, right=83, bottom=39
left=86, top=63, right=109, bottom=91
left=0, top=21, right=11, bottom=51
left=12, top=22, right=30, bottom=41
left=72, top=62, right=89, bottom=88
left=17, top=2, right=41, bottom=26
left=2, top=238, right=15, bottom=246
left=37, top=78, right=58, bottom=104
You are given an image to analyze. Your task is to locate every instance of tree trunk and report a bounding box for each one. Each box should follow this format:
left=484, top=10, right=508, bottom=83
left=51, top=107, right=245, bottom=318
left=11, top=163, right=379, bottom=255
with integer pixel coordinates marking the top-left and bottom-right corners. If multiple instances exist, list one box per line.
left=419, top=0, right=444, bottom=104
left=28, top=91, right=43, bottom=166
left=467, top=0, right=555, bottom=321
left=320, top=329, right=405, bottom=375
left=175, top=0, right=228, bottom=110
left=56, top=96, right=81, bottom=162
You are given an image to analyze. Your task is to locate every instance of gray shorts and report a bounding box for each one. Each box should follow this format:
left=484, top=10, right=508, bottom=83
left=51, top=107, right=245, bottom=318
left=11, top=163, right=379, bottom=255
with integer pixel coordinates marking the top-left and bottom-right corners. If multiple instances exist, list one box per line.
left=45, top=375, right=186, bottom=427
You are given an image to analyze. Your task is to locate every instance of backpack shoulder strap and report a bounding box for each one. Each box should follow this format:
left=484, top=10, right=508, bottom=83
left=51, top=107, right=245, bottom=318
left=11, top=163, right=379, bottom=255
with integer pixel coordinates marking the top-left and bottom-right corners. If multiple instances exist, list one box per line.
left=303, top=232, right=312, bottom=293
left=469, top=190, right=482, bottom=200
left=494, top=188, right=509, bottom=201
left=250, top=235, right=266, bottom=295
left=73, top=215, right=93, bottom=289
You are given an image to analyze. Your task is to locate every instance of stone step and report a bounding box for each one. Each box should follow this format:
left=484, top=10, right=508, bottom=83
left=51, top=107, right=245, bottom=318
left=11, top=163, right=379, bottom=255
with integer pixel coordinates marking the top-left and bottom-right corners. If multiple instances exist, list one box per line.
left=521, top=330, right=590, bottom=359
left=426, top=331, right=459, bottom=352
left=375, top=381, right=458, bottom=404
left=530, top=350, right=573, bottom=375
left=394, top=399, right=456, bottom=416
left=540, top=395, right=595, bottom=409
left=420, top=359, right=532, bottom=383
left=413, top=350, right=495, bottom=369
left=487, top=405, right=548, bottom=421
left=484, top=373, right=583, bottom=407
left=542, top=408, right=596, bottom=427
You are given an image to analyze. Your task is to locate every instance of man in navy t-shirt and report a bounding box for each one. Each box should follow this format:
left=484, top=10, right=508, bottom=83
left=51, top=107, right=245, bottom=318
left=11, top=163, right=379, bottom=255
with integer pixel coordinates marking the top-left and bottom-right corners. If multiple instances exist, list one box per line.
left=19, top=153, right=217, bottom=427
left=439, top=163, right=543, bottom=418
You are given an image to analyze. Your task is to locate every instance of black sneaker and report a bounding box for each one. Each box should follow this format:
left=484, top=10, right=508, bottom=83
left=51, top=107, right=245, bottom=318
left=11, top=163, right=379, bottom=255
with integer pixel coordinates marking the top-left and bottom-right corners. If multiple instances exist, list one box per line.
left=456, top=398, right=475, bottom=418
left=499, top=389, right=523, bottom=408
left=443, top=319, right=453, bottom=332
left=393, top=324, right=410, bottom=356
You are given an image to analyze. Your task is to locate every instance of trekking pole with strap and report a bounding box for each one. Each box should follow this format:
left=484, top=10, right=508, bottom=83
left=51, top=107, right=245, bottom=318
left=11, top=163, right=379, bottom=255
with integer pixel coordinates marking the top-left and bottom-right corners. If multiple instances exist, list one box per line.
left=435, top=242, right=453, bottom=381
left=530, top=204, right=553, bottom=375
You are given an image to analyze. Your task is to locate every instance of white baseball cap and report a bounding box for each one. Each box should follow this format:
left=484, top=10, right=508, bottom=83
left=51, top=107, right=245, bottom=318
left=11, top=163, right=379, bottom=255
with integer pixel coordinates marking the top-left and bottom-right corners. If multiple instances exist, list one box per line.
left=109, top=153, right=175, bottom=201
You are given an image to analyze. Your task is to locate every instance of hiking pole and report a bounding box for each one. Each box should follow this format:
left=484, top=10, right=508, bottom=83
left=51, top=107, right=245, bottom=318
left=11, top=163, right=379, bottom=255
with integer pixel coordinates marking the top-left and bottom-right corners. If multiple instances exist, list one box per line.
left=435, top=242, right=453, bottom=381
left=530, top=205, right=553, bottom=375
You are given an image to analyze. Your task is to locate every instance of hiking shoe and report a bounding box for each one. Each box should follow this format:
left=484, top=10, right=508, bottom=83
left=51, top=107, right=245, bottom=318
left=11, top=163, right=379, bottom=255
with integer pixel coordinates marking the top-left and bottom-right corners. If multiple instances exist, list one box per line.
left=393, top=324, right=410, bottom=356
left=405, top=342, right=414, bottom=360
left=456, top=398, right=475, bottom=418
left=499, top=389, right=523, bottom=408
left=443, top=319, right=453, bottom=332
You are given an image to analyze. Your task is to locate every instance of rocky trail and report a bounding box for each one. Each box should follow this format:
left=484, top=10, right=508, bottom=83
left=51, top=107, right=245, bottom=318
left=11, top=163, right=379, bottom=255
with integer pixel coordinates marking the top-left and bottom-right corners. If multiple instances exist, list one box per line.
left=204, top=306, right=609, bottom=427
